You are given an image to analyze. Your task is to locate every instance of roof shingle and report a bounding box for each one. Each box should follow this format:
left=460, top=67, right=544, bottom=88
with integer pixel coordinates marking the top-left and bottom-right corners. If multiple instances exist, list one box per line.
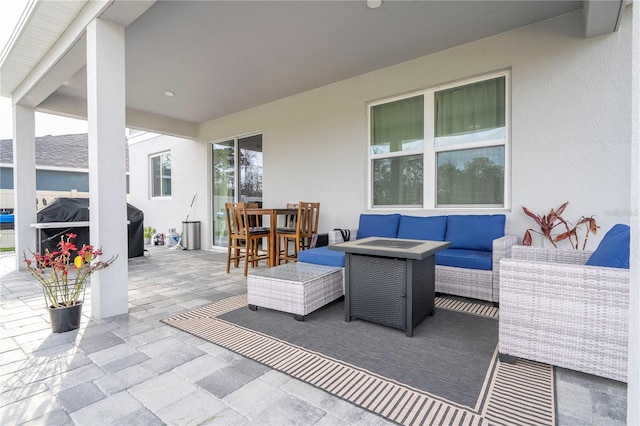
left=0, top=134, right=129, bottom=170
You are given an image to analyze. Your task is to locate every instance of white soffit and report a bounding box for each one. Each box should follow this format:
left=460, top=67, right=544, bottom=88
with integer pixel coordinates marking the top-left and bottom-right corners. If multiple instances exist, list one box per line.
left=0, top=0, right=154, bottom=100
left=0, top=1, right=87, bottom=97
left=583, top=0, right=626, bottom=38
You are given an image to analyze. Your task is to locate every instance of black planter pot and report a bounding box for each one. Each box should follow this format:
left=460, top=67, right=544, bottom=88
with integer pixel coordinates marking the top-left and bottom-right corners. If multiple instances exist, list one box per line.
left=48, top=301, right=83, bottom=333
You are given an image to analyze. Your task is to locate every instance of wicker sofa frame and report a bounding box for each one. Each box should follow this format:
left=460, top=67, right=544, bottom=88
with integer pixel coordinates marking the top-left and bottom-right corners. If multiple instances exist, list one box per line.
left=499, top=245, right=629, bottom=382
left=326, top=229, right=517, bottom=304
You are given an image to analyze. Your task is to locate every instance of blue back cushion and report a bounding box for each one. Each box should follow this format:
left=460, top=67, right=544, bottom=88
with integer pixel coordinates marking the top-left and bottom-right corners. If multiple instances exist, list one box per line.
left=356, top=214, right=401, bottom=239
left=585, top=224, right=630, bottom=269
left=397, top=215, right=447, bottom=241
left=445, top=214, right=505, bottom=251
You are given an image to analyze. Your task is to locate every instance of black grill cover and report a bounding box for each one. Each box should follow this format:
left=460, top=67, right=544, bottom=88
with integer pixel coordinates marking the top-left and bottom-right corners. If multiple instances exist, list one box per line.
left=37, top=197, right=144, bottom=258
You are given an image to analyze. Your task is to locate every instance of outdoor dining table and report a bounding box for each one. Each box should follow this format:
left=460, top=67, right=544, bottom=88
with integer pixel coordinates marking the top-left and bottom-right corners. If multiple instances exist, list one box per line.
left=246, top=207, right=298, bottom=267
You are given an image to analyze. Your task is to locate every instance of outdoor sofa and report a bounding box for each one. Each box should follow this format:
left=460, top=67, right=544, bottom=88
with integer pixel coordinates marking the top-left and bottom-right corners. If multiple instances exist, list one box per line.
left=498, top=224, right=630, bottom=382
left=298, top=213, right=517, bottom=304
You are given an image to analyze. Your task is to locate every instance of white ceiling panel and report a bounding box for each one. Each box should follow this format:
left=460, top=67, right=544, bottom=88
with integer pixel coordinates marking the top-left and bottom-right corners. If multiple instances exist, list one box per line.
left=4, top=0, right=589, bottom=128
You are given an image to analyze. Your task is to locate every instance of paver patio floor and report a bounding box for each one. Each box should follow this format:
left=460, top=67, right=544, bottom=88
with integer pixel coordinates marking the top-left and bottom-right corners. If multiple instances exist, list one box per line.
left=1, top=245, right=626, bottom=425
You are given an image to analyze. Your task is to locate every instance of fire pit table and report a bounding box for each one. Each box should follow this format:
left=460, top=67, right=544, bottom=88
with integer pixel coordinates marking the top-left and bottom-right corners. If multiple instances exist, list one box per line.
left=329, top=237, right=450, bottom=337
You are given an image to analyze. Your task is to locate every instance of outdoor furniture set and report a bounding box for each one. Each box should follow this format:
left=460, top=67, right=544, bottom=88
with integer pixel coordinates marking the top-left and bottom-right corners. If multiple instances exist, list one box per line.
left=247, top=213, right=516, bottom=322
left=224, top=202, right=313, bottom=276
left=246, top=213, right=630, bottom=379
left=298, top=213, right=517, bottom=304
left=499, top=224, right=630, bottom=382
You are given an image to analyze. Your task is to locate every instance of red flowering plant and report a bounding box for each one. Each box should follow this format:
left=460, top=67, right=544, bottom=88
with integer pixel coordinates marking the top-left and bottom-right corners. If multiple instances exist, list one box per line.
left=23, top=233, right=117, bottom=308
left=522, top=201, right=599, bottom=249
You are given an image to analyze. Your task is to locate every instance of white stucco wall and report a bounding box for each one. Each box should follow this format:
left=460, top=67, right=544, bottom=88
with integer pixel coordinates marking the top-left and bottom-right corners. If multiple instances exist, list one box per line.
left=132, top=8, right=633, bottom=250
left=628, top=1, right=639, bottom=423
left=128, top=134, right=209, bottom=246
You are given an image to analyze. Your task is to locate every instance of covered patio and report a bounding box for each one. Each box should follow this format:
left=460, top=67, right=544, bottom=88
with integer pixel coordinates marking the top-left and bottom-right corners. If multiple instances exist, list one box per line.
left=0, top=246, right=628, bottom=424
left=1, top=0, right=638, bottom=424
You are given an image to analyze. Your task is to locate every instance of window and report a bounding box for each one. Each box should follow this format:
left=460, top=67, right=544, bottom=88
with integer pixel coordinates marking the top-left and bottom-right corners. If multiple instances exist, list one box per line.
left=151, top=151, right=171, bottom=197
left=369, top=72, right=509, bottom=209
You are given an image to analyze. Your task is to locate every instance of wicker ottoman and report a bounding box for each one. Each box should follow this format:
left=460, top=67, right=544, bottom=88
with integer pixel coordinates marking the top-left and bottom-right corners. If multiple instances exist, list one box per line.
left=247, top=262, right=343, bottom=321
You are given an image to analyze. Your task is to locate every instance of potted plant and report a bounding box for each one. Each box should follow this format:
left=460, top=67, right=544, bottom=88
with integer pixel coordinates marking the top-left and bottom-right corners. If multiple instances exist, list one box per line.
left=23, top=233, right=117, bottom=333
left=522, top=201, right=599, bottom=249
left=143, top=226, right=156, bottom=245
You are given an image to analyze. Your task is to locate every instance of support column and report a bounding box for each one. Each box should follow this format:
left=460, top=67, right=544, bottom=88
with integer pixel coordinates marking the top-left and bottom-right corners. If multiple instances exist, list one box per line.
left=12, top=104, right=36, bottom=270
left=86, top=18, right=128, bottom=318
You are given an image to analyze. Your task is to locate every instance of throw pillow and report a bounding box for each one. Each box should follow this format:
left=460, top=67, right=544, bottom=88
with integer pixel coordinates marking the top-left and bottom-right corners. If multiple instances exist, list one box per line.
left=585, top=224, right=630, bottom=269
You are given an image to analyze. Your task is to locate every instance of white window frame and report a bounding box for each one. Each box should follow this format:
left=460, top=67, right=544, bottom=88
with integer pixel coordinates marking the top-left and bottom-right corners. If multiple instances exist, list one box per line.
left=150, top=151, right=172, bottom=198
left=367, top=70, right=511, bottom=211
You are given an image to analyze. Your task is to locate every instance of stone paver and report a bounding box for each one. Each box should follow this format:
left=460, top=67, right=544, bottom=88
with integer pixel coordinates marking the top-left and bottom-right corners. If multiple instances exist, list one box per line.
left=155, top=389, right=227, bottom=425
left=44, top=363, right=106, bottom=392
left=20, top=409, right=72, bottom=426
left=0, top=247, right=628, bottom=425
left=224, top=376, right=289, bottom=419
left=56, top=382, right=106, bottom=413
left=140, top=344, right=205, bottom=374
left=129, top=371, right=199, bottom=412
left=173, top=353, right=230, bottom=382
left=94, top=364, right=155, bottom=396
left=0, top=388, right=64, bottom=424
left=69, top=390, right=143, bottom=425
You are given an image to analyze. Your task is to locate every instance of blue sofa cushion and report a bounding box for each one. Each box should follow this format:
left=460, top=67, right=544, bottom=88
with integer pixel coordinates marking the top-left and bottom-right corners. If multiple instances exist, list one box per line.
left=445, top=214, right=505, bottom=251
left=585, top=224, right=630, bottom=269
left=298, top=246, right=346, bottom=268
left=435, top=249, right=493, bottom=271
left=397, top=215, right=447, bottom=241
left=356, top=214, right=401, bottom=239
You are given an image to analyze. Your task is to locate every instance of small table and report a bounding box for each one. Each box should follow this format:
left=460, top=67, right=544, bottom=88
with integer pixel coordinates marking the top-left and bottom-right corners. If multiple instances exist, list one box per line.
left=247, top=262, right=343, bottom=321
left=329, top=237, right=450, bottom=337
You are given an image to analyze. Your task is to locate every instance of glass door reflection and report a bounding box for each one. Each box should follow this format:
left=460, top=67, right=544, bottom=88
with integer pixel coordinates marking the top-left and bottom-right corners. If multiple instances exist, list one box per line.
left=211, top=134, right=263, bottom=247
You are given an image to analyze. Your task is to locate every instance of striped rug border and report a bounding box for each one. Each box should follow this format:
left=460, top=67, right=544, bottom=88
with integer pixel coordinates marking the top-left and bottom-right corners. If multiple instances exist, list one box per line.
left=435, top=297, right=499, bottom=319
left=162, top=295, right=554, bottom=426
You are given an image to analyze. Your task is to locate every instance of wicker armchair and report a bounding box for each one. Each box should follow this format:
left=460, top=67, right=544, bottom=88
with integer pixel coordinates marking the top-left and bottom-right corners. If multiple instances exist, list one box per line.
left=499, top=245, right=629, bottom=382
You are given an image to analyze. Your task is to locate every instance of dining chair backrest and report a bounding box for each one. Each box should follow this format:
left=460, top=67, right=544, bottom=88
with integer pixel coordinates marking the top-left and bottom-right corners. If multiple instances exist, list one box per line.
left=275, top=201, right=320, bottom=264
left=246, top=202, right=263, bottom=228
left=225, top=202, right=249, bottom=238
left=296, top=202, right=320, bottom=239
left=285, top=203, right=298, bottom=228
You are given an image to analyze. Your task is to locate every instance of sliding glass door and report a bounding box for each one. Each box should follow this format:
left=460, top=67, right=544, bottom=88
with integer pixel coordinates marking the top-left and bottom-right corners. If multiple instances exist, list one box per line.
left=211, top=134, right=263, bottom=247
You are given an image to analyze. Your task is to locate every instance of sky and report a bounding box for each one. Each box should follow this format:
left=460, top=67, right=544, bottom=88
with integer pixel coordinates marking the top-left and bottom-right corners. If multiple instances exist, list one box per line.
left=0, top=0, right=88, bottom=140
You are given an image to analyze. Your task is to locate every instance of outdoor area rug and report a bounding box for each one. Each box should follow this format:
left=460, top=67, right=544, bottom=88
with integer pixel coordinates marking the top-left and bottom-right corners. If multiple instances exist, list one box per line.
left=162, top=295, right=555, bottom=426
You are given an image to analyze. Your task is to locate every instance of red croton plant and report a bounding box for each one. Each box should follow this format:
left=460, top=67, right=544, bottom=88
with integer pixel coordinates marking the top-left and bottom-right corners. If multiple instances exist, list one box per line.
left=23, top=233, right=117, bottom=308
left=522, top=201, right=599, bottom=249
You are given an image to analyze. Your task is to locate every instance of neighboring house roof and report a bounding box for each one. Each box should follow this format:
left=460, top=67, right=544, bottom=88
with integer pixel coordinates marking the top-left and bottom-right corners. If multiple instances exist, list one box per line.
left=0, top=134, right=129, bottom=171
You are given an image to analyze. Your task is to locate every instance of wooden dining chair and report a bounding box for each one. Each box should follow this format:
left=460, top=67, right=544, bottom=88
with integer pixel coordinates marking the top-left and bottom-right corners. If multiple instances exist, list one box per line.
left=284, top=203, right=298, bottom=228
left=276, top=202, right=320, bottom=264
left=246, top=202, right=262, bottom=228
left=225, top=202, right=270, bottom=276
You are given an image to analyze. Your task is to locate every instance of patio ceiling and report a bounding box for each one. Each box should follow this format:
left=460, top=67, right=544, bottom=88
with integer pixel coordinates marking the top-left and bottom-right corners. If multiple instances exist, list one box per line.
left=0, top=0, right=625, bottom=137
